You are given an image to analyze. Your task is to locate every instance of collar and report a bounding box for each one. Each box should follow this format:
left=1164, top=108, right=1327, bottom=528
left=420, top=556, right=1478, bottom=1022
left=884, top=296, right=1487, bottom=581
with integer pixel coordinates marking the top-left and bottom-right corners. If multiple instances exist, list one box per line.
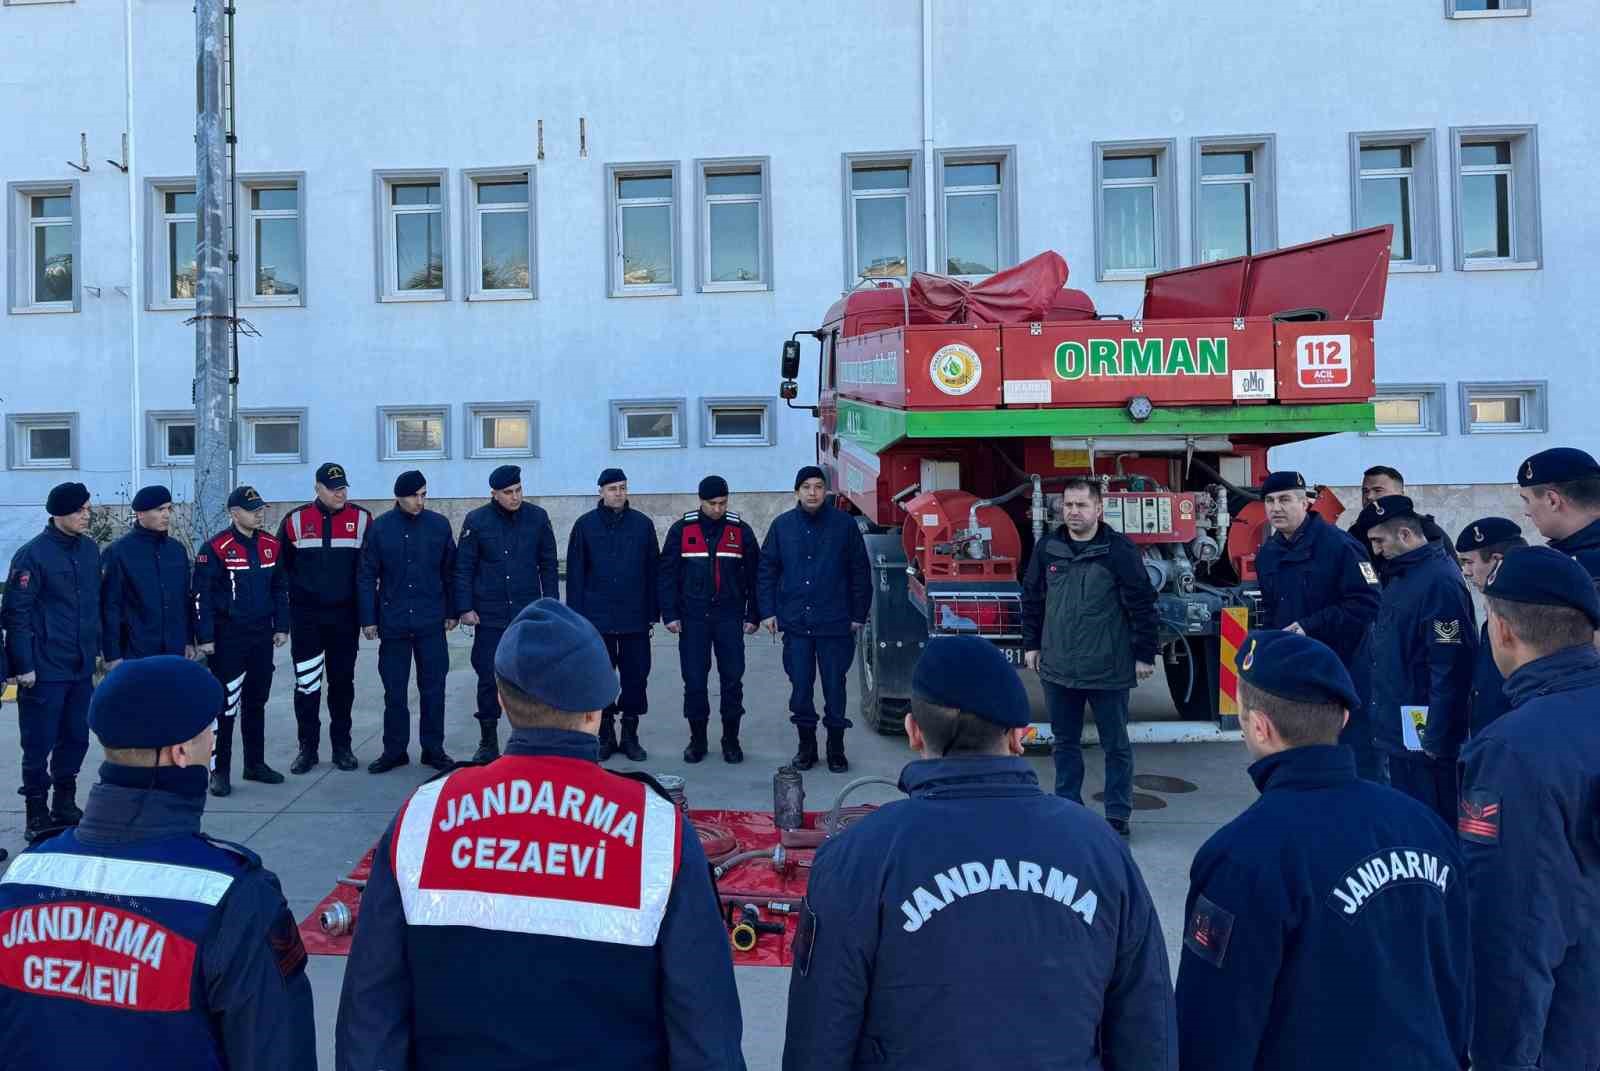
left=1386, top=539, right=1440, bottom=573
left=1551, top=516, right=1600, bottom=554
left=75, top=763, right=209, bottom=843
left=133, top=523, right=168, bottom=543
left=797, top=503, right=826, bottom=521
left=231, top=524, right=259, bottom=541
left=493, top=500, right=521, bottom=519
left=1503, top=644, right=1600, bottom=706
left=392, top=505, right=423, bottom=521
left=44, top=523, right=81, bottom=547
left=897, top=755, right=1042, bottom=797
left=504, top=726, right=601, bottom=762
left=1277, top=510, right=1322, bottom=548
left=315, top=499, right=341, bottom=517
left=1247, top=744, right=1356, bottom=793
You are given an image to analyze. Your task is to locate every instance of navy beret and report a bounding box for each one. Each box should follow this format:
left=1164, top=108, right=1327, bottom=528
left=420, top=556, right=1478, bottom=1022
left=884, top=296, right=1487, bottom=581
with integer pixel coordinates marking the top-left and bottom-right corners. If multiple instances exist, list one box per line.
left=1356, top=494, right=1418, bottom=530
left=1259, top=471, right=1307, bottom=495
left=1236, top=629, right=1361, bottom=713
left=315, top=462, right=349, bottom=490
left=90, top=656, right=222, bottom=749
left=393, top=470, right=426, bottom=498
left=597, top=467, right=627, bottom=488
left=1484, top=546, right=1600, bottom=628
left=1455, top=516, right=1522, bottom=553
left=911, top=636, right=1030, bottom=728
left=698, top=475, right=729, bottom=501
left=1518, top=447, right=1600, bottom=488
left=494, top=598, right=619, bottom=714
left=489, top=464, right=522, bottom=491
left=795, top=465, right=826, bottom=490
left=131, top=484, right=172, bottom=512
left=227, top=485, right=265, bottom=511
left=46, top=482, right=90, bottom=517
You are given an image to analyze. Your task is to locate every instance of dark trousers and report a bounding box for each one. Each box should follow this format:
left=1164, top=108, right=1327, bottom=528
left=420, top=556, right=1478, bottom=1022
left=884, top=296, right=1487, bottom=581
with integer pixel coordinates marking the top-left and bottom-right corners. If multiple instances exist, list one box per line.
left=210, top=627, right=275, bottom=773
left=602, top=632, right=651, bottom=719
left=15, top=678, right=93, bottom=798
left=470, top=624, right=506, bottom=723
left=290, top=616, right=359, bottom=753
left=783, top=633, right=854, bottom=731
left=679, top=617, right=746, bottom=723
left=1043, top=683, right=1133, bottom=820
left=377, top=631, right=448, bottom=756
left=1388, top=750, right=1457, bottom=827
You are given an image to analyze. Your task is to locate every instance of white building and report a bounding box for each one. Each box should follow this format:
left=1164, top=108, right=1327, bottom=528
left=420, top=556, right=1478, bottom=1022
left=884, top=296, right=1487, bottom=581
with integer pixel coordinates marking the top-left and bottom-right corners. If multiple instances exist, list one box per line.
left=2, top=0, right=1594, bottom=559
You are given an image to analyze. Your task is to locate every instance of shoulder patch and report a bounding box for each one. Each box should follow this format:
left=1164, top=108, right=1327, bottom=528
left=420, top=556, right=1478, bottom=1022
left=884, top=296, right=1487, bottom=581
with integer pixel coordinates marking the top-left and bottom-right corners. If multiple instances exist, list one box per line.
left=1359, top=561, right=1379, bottom=585
left=1458, top=791, right=1501, bottom=845
left=14, top=570, right=30, bottom=589
left=683, top=511, right=698, bottom=521
left=1182, top=893, right=1235, bottom=967
left=1432, top=619, right=1463, bottom=644
left=268, top=905, right=308, bottom=979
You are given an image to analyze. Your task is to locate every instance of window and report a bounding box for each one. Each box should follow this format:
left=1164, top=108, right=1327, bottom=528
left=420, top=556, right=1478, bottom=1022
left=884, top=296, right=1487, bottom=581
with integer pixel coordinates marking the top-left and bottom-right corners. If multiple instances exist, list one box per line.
left=1445, top=0, right=1530, bottom=17
left=701, top=397, right=776, bottom=447
left=1093, top=140, right=1178, bottom=281
left=842, top=151, right=924, bottom=287
left=463, top=167, right=535, bottom=300
left=610, top=398, right=686, bottom=450
left=464, top=402, right=539, bottom=459
left=6, top=413, right=77, bottom=470
left=606, top=163, right=680, bottom=296
left=378, top=406, right=449, bottom=461
left=936, top=148, right=1018, bottom=279
left=7, top=181, right=79, bottom=312
left=143, top=178, right=197, bottom=309
left=374, top=170, right=449, bottom=301
left=1460, top=381, right=1546, bottom=433
left=1451, top=126, right=1540, bottom=269
left=236, top=174, right=304, bottom=306
left=1191, top=136, right=1277, bottom=265
left=1369, top=384, right=1445, bottom=436
left=240, top=408, right=306, bottom=464
left=695, top=157, right=771, bottom=292
left=4, top=1, right=76, bottom=6
left=1349, top=131, right=1440, bottom=271
left=146, top=410, right=197, bottom=467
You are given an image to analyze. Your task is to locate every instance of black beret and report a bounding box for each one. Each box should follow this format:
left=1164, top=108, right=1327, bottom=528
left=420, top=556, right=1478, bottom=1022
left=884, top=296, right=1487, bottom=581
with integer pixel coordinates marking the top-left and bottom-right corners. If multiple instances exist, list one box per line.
left=795, top=465, right=826, bottom=490
left=46, top=482, right=90, bottom=517
left=1518, top=447, right=1600, bottom=488
left=1236, top=629, right=1361, bottom=712
left=131, top=484, right=172, bottom=512
left=1455, top=516, right=1522, bottom=553
left=494, top=598, right=619, bottom=714
left=911, top=636, right=1030, bottom=728
left=315, top=462, right=349, bottom=490
left=394, top=470, right=426, bottom=498
left=1484, top=546, right=1600, bottom=628
left=489, top=464, right=522, bottom=491
left=90, top=656, right=222, bottom=749
left=1356, top=494, right=1418, bottom=530
left=1259, top=471, right=1307, bottom=495
left=698, top=475, right=729, bottom=501
left=226, top=485, right=265, bottom=511
left=597, top=467, right=627, bottom=488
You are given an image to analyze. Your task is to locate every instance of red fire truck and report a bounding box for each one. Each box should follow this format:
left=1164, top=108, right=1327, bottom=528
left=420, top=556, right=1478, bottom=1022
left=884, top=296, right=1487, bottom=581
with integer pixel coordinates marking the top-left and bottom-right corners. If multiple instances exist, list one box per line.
left=777, top=226, right=1392, bottom=739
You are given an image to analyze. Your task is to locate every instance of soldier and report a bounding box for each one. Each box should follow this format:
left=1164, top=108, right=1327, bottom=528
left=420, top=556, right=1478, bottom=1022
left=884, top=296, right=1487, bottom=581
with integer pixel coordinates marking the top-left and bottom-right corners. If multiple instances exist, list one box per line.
left=277, top=462, right=371, bottom=775
left=1516, top=447, right=1600, bottom=579
left=1175, top=630, right=1471, bottom=1071
left=658, top=475, right=760, bottom=764
left=2, top=482, right=101, bottom=839
left=1453, top=517, right=1525, bottom=738
left=193, top=485, right=290, bottom=797
left=1351, top=465, right=1450, bottom=555
left=454, top=463, right=559, bottom=762
left=565, top=468, right=658, bottom=762
left=100, top=484, right=194, bottom=668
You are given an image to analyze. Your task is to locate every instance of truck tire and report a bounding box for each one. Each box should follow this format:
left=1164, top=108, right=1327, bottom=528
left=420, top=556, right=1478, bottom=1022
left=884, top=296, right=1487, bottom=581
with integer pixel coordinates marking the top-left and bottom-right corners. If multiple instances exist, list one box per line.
left=1164, top=635, right=1220, bottom=721
left=857, top=618, right=906, bottom=736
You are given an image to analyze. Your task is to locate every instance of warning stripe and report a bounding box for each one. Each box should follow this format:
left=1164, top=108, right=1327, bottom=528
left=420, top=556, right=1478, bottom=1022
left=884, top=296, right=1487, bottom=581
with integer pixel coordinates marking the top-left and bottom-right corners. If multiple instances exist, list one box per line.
left=1217, top=607, right=1250, bottom=718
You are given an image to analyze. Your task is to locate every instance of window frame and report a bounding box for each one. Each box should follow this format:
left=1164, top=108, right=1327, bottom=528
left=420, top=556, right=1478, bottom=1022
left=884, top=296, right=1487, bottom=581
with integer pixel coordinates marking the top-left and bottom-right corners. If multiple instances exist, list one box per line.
left=145, top=409, right=198, bottom=468
left=142, top=176, right=199, bottom=310
left=238, top=407, right=307, bottom=465
left=372, top=168, right=451, bottom=303
left=3, top=1, right=78, bottom=6
left=462, top=166, right=536, bottom=301
left=235, top=171, right=306, bottom=308
left=1092, top=139, right=1178, bottom=282
left=1459, top=380, right=1547, bottom=434
left=1444, top=0, right=1530, bottom=18
left=605, top=162, right=681, bottom=298
left=1190, top=135, right=1278, bottom=265
left=934, top=147, right=1018, bottom=281
left=5, top=412, right=78, bottom=470
left=609, top=398, right=687, bottom=451
left=1348, top=130, right=1441, bottom=273
left=1366, top=383, right=1446, bottom=437
left=693, top=156, right=772, bottom=294
left=463, top=401, right=540, bottom=460
left=376, top=404, right=451, bottom=462
left=841, top=150, right=926, bottom=289
left=1450, top=125, right=1541, bottom=270
left=7, top=179, right=81, bottom=314
left=700, top=396, right=777, bottom=448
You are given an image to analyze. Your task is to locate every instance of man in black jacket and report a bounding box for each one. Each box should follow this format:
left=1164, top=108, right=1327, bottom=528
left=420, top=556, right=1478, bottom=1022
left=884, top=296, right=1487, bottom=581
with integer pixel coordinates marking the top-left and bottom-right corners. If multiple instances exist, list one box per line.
left=100, top=484, right=194, bottom=667
left=1021, top=478, right=1158, bottom=838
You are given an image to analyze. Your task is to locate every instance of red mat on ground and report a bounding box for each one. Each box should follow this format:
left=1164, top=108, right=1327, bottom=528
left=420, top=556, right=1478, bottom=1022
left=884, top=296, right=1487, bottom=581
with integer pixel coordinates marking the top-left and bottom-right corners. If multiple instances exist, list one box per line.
left=300, top=808, right=819, bottom=967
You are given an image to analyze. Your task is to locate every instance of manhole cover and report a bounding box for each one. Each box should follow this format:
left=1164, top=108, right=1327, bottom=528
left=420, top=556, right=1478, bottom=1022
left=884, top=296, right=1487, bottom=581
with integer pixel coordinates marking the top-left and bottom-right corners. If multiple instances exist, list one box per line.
left=1093, top=791, right=1167, bottom=811
left=1133, top=774, right=1198, bottom=794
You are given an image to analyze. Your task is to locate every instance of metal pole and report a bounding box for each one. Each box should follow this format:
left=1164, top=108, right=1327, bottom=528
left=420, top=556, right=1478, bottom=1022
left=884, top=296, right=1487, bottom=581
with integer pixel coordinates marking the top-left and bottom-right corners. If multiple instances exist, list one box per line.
left=192, top=0, right=231, bottom=546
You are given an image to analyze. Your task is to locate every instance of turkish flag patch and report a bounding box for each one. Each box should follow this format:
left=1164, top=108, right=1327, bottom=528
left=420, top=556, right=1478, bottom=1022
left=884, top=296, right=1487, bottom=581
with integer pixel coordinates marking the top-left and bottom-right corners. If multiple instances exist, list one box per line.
left=1182, top=893, right=1235, bottom=968
left=1458, top=791, right=1502, bottom=844
left=14, top=571, right=29, bottom=589
left=267, top=907, right=308, bottom=979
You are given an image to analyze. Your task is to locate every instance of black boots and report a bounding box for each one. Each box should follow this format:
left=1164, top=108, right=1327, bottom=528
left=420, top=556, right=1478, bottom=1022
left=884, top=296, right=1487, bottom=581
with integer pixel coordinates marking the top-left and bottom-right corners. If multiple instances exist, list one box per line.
left=792, top=728, right=819, bottom=771
left=683, top=721, right=709, bottom=763
left=473, top=719, right=501, bottom=764
left=242, top=762, right=285, bottom=785
left=290, top=749, right=318, bottom=775
left=826, top=728, right=849, bottom=773
left=720, top=718, right=744, bottom=764
left=368, top=753, right=409, bottom=775
left=619, top=716, right=648, bottom=762
left=598, top=712, right=618, bottom=761
left=420, top=748, right=455, bottom=772
left=24, top=795, right=53, bottom=841
left=50, top=781, right=82, bottom=826
left=331, top=745, right=359, bottom=772
left=209, top=770, right=232, bottom=796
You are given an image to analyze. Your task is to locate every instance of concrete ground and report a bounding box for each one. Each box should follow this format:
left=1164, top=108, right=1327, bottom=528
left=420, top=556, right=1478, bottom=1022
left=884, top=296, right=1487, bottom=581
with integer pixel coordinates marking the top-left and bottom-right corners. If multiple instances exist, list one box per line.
left=0, top=631, right=1259, bottom=1069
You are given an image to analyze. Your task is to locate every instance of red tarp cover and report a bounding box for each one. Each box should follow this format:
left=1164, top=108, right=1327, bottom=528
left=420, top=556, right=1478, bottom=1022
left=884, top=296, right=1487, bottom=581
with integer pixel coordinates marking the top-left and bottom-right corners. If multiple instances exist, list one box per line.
left=910, top=250, right=1069, bottom=325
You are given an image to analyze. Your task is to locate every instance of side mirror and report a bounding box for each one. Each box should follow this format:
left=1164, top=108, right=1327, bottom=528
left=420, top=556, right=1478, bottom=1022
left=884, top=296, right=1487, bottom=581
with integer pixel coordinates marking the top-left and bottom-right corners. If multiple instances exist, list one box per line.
left=779, top=380, right=799, bottom=401
left=781, top=339, right=802, bottom=380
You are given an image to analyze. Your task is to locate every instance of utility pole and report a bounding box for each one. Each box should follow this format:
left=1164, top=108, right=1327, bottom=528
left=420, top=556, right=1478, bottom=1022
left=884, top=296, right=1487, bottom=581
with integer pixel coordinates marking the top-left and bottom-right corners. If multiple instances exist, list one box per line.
left=191, top=0, right=231, bottom=546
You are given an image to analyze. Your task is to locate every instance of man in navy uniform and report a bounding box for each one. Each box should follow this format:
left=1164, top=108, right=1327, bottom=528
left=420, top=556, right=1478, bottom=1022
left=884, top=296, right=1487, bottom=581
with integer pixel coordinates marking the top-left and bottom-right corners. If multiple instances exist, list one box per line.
left=0, top=656, right=316, bottom=1068
left=1516, top=446, right=1600, bottom=579
left=336, top=599, right=745, bottom=1071
left=1460, top=546, right=1600, bottom=1071
left=358, top=470, right=458, bottom=774
left=565, top=467, right=658, bottom=762
left=454, top=463, right=559, bottom=763
left=277, top=461, right=371, bottom=775
left=759, top=466, right=872, bottom=773
left=3, top=482, right=102, bottom=839
left=193, top=485, right=290, bottom=797
left=1175, top=629, right=1471, bottom=1071
left=1454, top=517, right=1525, bottom=738
left=783, top=634, right=1175, bottom=1071
left=659, top=475, right=760, bottom=764
left=1349, top=465, right=1450, bottom=567
left=100, top=484, right=194, bottom=669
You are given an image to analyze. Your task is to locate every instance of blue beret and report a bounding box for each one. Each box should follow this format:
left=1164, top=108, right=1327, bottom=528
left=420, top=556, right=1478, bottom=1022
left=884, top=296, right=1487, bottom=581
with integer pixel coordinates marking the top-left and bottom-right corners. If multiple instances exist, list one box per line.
left=795, top=465, right=826, bottom=490
left=1356, top=494, right=1418, bottom=530
left=698, top=475, right=729, bottom=501
left=90, top=656, right=222, bottom=749
left=227, top=485, right=265, bottom=511
left=1484, top=546, right=1600, bottom=628
left=393, top=470, right=426, bottom=498
left=46, top=482, right=90, bottom=517
left=494, top=598, right=619, bottom=714
left=1259, top=471, right=1307, bottom=495
left=597, top=468, right=627, bottom=488
left=1236, top=629, right=1361, bottom=712
left=1518, top=447, right=1600, bottom=488
left=131, top=484, right=172, bottom=512
left=1455, top=516, right=1522, bottom=553
left=911, top=636, right=1030, bottom=728
left=489, top=464, right=522, bottom=491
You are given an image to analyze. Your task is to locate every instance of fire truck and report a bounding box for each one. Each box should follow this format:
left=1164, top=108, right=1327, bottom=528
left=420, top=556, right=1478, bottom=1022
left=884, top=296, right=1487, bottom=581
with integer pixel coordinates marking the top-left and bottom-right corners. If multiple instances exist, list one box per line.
left=777, top=225, right=1392, bottom=740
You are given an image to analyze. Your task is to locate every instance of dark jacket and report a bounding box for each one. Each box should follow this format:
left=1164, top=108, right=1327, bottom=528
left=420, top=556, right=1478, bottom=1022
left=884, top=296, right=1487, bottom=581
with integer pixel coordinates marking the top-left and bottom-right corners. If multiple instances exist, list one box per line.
left=1467, top=621, right=1511, bottom=738
left=453, top=501, right=560, bottom=628
left=357, top=506, right=457, bottom=639
left=192, top=527, right=289, bottom=643
left=100, top=523, right=192, bottom=660
left=1349, top=510, right=1451, bottom=581
left=2, top=523, right=101, bottom=681
left=277, top=500, right=373, bottom=621
left=757, top=503, right=871, bottom=637
left=565, top=502, right=659, bottom=634
left=1549, top=517, right=1600, bottom=585
left=783, top=756, right=1175, bottom=1071
left=1256, top=511, right=1380, bottom=668
left=1021, top=523, right=1158, bottom=691
left=659, top=510, right=761, bottom=625
left=1175, top=746, right=1471, bottom=1071
left=335, top=728, right=746, bottom=1071
left=1460, top=644, right=1600, bottom=1071
left=1367, top=541, right=1476, bottom=757
left=0, top=764, right=316, bottom=1070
